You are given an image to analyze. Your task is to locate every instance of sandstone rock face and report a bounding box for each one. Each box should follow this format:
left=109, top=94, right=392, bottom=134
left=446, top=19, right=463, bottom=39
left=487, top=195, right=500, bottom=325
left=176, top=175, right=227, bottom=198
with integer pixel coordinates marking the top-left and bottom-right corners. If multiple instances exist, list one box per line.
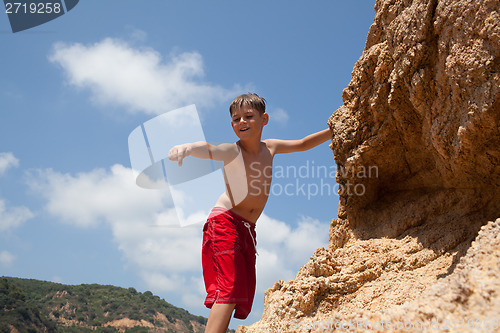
left=238, top=0, right=499, bottom=331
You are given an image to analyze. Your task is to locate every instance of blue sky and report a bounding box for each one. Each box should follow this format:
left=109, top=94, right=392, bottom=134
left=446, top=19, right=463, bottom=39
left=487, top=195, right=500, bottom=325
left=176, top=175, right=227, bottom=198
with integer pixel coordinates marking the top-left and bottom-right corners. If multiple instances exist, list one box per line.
left=0, top=1, right=375, bottom=328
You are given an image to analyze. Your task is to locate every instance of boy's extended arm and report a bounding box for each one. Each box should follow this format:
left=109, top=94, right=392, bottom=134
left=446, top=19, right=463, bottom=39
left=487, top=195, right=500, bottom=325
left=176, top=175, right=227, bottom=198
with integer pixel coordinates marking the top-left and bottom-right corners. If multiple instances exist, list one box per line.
left=266, top=128, right=332, bottom=155
left=168, top=142, right=236, bottom=166
left=168, top=141, right=207, bottom=166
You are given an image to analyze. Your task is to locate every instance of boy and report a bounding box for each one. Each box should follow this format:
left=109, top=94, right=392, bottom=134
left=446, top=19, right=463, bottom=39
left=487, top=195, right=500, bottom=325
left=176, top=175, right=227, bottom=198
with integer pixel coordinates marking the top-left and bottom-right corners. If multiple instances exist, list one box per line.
left=168, top=93, right=331, bottom=332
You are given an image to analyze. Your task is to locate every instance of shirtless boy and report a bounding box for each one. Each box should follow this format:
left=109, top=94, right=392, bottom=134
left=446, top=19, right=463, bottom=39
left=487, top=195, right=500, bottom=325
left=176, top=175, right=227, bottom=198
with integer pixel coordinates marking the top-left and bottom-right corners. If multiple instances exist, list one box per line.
left=168, top=93, right=331, bottom=333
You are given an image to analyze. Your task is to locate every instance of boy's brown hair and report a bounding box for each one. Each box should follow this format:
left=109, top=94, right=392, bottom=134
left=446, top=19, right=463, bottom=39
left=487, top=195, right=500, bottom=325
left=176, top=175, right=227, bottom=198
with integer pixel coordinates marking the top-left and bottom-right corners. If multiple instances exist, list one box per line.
left=229, top=93, right=266, bottom=116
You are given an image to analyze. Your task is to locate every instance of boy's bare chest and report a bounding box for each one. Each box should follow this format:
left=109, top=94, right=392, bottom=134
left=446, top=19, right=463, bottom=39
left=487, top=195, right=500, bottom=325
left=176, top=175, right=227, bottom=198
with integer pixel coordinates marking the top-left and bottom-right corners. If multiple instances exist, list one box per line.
left=219, top=144, right=273, bottom=219
left=243, top=150, right=273, bottom=191
left=222, top=144, right=274, bottom=202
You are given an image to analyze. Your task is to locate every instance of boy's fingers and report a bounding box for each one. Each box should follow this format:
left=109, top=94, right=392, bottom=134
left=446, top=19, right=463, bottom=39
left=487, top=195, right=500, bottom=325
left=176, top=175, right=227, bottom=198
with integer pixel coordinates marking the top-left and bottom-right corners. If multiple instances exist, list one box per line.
left=178, top=150, right=186, bottom=167
left=168, top=145, right=190, bottom=166
left=168, top=147, right=177, bottom=161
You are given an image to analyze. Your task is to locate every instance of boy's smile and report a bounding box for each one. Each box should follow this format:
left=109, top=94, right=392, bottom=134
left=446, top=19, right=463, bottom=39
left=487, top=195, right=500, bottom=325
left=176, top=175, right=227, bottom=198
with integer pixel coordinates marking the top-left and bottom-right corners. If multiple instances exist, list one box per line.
left=231, top=105, right=268, bottom=139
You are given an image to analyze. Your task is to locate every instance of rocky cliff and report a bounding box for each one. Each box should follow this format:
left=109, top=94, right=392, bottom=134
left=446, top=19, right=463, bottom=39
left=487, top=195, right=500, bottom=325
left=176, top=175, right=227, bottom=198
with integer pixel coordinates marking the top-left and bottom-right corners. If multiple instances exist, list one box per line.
left=239, top=0, right=499, bottom=331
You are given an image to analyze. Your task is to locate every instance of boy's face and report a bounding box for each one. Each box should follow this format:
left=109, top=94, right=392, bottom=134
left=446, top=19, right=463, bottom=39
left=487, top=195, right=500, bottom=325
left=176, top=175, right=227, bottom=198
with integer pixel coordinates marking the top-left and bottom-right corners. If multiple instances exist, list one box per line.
left=230, top=105, right=268, bottom=140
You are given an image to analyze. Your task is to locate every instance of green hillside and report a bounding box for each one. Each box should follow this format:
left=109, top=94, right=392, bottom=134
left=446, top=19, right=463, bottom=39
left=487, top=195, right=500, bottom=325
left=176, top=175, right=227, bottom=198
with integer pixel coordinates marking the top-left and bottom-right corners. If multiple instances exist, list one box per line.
left=0, top=277, right=210, bottom=333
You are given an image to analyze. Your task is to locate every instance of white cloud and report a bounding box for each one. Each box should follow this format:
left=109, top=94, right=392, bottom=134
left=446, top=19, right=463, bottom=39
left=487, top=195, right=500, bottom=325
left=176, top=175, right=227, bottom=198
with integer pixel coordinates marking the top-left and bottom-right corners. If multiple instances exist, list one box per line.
left=0, top=250, right=15, bottom=266
left=0, top=199, right=35, bottom=231
left=30, top=164, right=330, bottom=313
left=255, top=214, right=329, bottom=293
left=126, top=27, right=148, bottom=43
left=285, top=216, right=330, bottom=263
left=0, top=152, right=19, bottom=176
left=29, top=165, right=167, bottom=228
left=49, top=38, right=240, bottom=115
left=29, top=164, right=205, bottom=304
left=140, top=272, right=186, bottom=293
left=180, top=276, right=206, bottom=308
left=0, top=152, right=34, bottom=231
left=271, top=108, right=289, bottom=125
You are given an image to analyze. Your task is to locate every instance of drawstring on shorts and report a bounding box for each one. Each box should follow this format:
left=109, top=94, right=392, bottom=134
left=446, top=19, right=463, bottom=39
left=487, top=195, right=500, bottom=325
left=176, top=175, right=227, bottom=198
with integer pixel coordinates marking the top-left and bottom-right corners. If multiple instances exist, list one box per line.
left=243, top=222, right=259, bottom=256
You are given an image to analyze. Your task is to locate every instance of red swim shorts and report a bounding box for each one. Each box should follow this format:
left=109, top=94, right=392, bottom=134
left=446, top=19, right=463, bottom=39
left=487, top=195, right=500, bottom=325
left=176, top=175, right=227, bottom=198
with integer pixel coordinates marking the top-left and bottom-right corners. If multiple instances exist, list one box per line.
left=202, top=207, right=257, bottom=320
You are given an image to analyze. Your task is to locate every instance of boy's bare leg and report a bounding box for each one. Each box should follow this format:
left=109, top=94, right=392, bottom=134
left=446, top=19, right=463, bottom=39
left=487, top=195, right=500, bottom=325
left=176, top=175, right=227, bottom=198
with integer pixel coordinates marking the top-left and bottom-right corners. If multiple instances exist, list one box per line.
left=205, top=303, right=236, bottom=333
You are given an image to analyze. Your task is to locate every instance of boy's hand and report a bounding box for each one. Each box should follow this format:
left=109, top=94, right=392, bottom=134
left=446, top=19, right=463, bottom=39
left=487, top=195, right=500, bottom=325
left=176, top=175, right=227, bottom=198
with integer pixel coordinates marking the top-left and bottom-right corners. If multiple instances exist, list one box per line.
left=168, top=144, right=192, bottom=166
